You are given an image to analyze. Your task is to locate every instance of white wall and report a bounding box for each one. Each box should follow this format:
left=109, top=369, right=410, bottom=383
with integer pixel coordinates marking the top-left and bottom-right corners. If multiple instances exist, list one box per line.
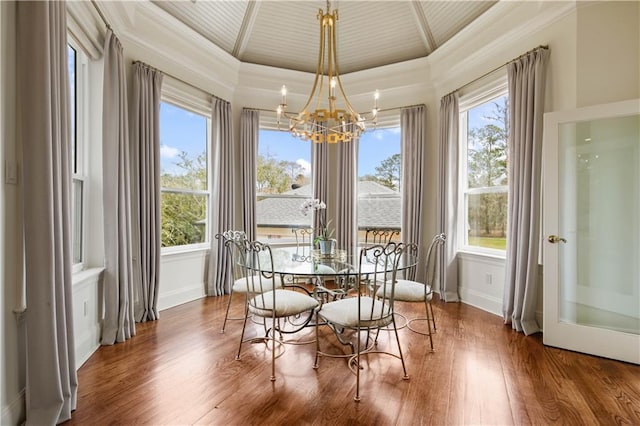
left=158, top=250, right=208, bottom=311
left=2, top=1, right=640, bottom=424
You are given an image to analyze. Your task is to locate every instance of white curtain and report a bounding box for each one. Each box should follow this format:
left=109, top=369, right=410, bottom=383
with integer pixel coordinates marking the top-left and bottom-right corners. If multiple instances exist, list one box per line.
left=335, top=134, right=358, bottom=251
left=130, top=62, right=163, bottom=322
left=101, top=28, right=136, bottom=344
left=437, top=93, right=460, bottom=302
left=240, top=108, right=259, bottom=241
left=208, top=97, right=234, bottom=296
left=503, top=47, right=550, bottom=335
left=401, top=105, right=426, bottom=281
left=17, top=1, right=77, bottom=423
left=312, top=141, right=329, bottom=235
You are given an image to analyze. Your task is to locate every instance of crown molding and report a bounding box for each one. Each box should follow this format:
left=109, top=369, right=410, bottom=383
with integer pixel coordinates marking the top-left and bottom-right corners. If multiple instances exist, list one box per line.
left=428, top=1, right=576, bottom=92
left=237, top=56, right=432, bottom=112
left=101, top=1, right=240, bottom=100
left=66, top=2, right=105, bottom=60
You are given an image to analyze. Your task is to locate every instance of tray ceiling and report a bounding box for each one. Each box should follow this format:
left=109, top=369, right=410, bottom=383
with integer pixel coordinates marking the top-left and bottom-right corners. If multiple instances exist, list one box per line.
left=151, top=1, right=497, bottom=74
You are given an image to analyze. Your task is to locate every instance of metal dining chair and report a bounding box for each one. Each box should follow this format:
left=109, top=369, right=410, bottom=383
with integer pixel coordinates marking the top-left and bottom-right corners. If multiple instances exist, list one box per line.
left=314, top=242, right=410, bottom=401
left=217, top=230, right=282, bottom=333
left=236, top=239, right=319, bottom=381
left=376, top=234, right=446, bottom=352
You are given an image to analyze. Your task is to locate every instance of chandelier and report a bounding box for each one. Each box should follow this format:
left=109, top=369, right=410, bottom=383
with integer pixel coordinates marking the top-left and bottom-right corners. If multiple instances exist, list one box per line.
left=277, top=1, right=379, bottom=143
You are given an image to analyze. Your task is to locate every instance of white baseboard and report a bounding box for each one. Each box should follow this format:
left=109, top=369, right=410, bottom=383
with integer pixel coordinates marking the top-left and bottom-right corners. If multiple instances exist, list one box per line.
left=1, top=388, right=25, bottom=426
left=459, top=286, right=503, bottom=317
left=158, top=283, right=205, bottom=311
left=459, top=287, right=545, bottom=331
left=75, top=323, right=101, bottom=368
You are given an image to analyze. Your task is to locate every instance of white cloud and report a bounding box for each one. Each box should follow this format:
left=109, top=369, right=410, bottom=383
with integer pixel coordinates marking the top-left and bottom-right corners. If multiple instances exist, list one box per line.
left=296, top=158, right=312, bottom=176
left=160, top=144, right=179, bottom=159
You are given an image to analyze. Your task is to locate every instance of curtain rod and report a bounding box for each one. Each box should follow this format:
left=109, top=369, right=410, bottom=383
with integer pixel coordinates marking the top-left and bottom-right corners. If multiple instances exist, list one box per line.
left=91, top=0, right=111, bottom=30
left=445, top=45, right=549, bottom=98
left=132, top=61, right=227, bottom=103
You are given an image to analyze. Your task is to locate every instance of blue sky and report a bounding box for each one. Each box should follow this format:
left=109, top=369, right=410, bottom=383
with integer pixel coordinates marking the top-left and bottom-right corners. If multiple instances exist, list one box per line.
left=159, top=102, right=208, bottom=175
left=467, top=95, right=508, bottom=138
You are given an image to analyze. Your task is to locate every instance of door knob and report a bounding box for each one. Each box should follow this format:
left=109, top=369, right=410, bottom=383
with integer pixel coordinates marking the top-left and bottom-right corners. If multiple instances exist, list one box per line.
left=548, top=235, right=567, bottom=244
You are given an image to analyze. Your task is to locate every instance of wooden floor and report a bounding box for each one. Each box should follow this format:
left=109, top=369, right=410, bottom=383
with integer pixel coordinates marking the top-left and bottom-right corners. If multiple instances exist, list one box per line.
left=64, top=294, right=640, bottom=425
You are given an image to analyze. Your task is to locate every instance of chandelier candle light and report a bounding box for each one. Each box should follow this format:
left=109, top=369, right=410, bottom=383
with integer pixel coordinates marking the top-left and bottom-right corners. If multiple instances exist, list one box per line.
left=277, top=0, right=379, bottom=143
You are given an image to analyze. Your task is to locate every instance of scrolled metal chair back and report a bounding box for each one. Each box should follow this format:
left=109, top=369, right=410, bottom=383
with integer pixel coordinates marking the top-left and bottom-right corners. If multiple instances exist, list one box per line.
left=215, top=230, right=248, bottom=287
left=292, top=227, right=314, bottom=261
left=238, top=239, right=277, bottom=302
left=425, top=233, right=446, bottom=289
left=364, top=228, right=401, bottom=245
left=358, top=242, right=408, bottom=318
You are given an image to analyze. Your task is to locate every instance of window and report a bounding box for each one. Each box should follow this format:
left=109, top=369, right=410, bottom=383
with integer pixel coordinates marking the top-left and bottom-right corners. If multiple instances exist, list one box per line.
left=459, top=81, right=509, bottom=253
left=68, top=43, right=87, bottom=270
left=357, top=126, right=402, bottom=241
left=256, top=128, right=312, bottom=243
left=159, top=101, right=210, bottom=249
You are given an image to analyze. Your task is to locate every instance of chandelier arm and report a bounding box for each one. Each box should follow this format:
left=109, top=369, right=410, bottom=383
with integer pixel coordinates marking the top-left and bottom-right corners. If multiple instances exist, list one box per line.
left=330, top=17, right=360, bottom=120
left=297, top=8, right=327, bottom=119
left=276, top=2, right=374, bottom=143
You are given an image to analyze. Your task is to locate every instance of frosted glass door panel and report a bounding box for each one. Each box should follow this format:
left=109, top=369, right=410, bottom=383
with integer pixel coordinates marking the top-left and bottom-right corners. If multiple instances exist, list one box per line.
left=558, top=114, right=640, bottom=335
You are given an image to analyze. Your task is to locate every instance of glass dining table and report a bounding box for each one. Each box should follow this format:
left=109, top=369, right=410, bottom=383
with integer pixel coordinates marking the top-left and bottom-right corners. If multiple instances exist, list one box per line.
left=242, top=243, right=418, bottom=333
left=253, top=245, right=418, bottom=299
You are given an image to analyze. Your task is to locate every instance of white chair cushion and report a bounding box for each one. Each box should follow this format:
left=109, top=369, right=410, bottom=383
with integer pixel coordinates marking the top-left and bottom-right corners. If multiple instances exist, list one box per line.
left=376, top=279, right=432, bottom=302
left=233, top=275, right=282, bottom=293
left=318, top=296, right=393, bottom=328
left=315, top=264, right=337, bottom=275
left=248, top=289, right=319, bottom=317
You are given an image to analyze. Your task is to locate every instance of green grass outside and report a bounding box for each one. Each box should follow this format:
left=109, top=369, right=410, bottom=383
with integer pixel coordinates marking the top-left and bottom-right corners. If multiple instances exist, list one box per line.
left=468, top=236, right=507, bottom=250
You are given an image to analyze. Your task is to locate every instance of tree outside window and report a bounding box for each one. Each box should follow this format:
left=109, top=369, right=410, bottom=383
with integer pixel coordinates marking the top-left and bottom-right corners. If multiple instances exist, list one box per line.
left=463, top=94, right=509, bottom=251
left=159, top=102, right=209, bottom=248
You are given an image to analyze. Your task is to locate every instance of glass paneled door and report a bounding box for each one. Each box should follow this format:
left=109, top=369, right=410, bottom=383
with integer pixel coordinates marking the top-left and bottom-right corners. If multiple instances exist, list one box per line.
left=543, top=99, right=640, bottom=365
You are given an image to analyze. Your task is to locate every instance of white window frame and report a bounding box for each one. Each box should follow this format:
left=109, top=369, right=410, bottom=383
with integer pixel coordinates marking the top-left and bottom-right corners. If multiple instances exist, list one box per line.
left=159, top=93, right=211, bottom=255
left=457, top=76, right=509, bottom=258
left=69, top=41, right=89, bottom=274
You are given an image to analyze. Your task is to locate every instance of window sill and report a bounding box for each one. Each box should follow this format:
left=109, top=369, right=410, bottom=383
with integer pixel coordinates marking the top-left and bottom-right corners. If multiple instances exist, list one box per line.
left=161, top=243, right=210, bottom=256
left=457, top=250, right=506, bottom=263
left=72, top=267, right=105, bottom=288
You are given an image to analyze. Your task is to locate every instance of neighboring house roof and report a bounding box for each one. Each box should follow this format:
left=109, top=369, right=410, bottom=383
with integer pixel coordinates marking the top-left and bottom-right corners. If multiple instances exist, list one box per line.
left=256, top=181, right=401, bottom=229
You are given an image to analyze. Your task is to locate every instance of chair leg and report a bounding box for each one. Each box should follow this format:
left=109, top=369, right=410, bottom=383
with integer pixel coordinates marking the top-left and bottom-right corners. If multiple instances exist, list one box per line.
left=221, top=289, right=235, bottom=333
left=428, top=300, right=437, bottom=332
left=271, top=314, right=277, bottom=382
left=354, top=326, right=361, bottom=402
left=313, top=311, right=320, bottom=369
left=424, top=301, right=434, bottom=352
left=391, top=316, right=410, bottom=381
left=236, top=302, right=250, bottom=360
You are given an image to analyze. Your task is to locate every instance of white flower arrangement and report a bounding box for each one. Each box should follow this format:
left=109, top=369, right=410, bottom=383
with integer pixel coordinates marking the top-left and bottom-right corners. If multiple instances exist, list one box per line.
left=299, top=198, right=333, bottom=242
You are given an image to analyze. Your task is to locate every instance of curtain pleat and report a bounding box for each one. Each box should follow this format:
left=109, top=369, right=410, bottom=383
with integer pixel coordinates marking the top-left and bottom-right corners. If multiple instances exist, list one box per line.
left=503, top=47, right=550, bottom=335
left=17, top=1, right=78, bottom=423
left=101, top=28, right=135, bottom=344
left=312, top=141, right=329, bottom=235
left=208, top=98, right=234, bottom=296
left=336, top=133, right=358, bottom=252
left=401, top=106, right=426, bottom=281
left=241, top=108, right=259, bottom=241
left=131, top=62, right=163, bottom=322
left=437, top=93, right=461, bottom=302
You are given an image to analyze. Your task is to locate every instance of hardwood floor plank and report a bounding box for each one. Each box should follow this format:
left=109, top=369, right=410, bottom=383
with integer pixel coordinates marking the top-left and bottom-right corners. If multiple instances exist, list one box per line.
left=63, top=295, right=640, bottom=425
